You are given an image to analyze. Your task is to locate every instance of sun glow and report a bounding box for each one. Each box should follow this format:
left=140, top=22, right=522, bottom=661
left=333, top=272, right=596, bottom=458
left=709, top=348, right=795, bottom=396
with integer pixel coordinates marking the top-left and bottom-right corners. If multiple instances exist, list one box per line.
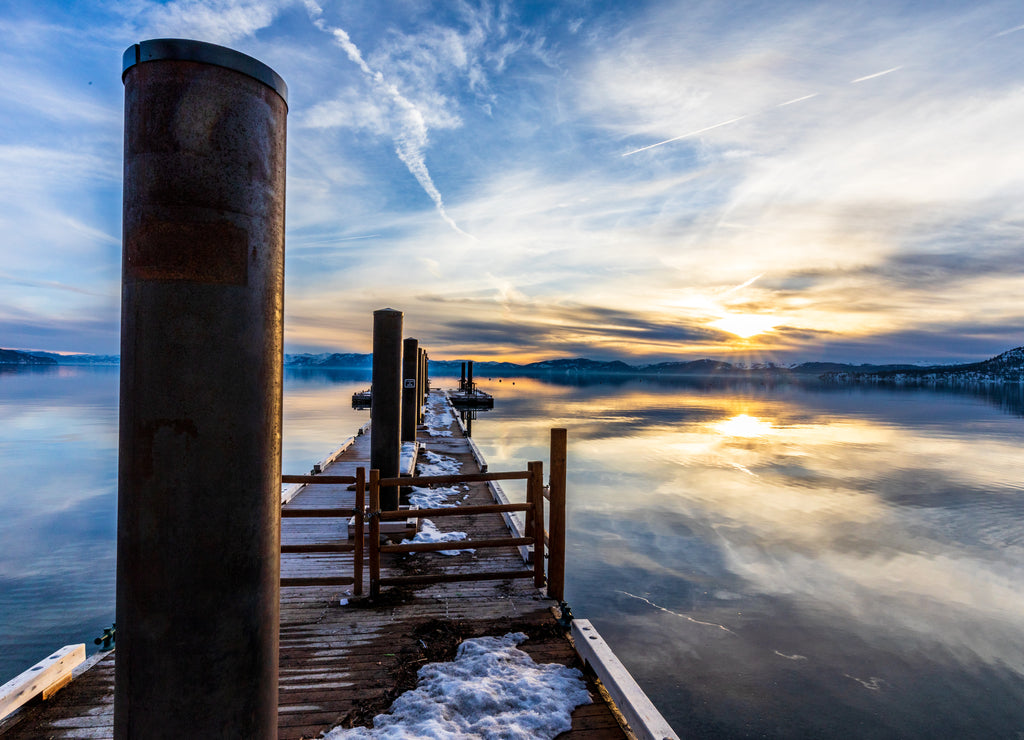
left=713, top=414, right=774, bottom=438
left=710, top=313, right=778, bottom=339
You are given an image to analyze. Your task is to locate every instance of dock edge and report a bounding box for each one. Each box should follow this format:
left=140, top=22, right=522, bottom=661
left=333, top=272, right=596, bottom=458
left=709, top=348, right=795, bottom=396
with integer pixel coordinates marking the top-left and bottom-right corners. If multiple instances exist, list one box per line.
left=571, top=620, right=679, bottom=740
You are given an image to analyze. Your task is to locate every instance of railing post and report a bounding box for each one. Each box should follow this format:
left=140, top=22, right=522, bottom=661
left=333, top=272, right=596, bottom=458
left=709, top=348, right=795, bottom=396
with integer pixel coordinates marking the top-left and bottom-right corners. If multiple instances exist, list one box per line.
left=369, top=469, right=381, bottom=599
left=354, top=467, right=365, bottom=596
left=529, top=461, right=545, bottom=588
left=548, top=429, right=567, bottom=601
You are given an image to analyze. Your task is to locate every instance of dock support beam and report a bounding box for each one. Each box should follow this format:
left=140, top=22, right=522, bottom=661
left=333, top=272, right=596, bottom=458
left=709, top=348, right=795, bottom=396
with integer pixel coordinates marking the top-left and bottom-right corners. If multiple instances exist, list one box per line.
left=371, top=308, right=403, bottom=510
left=117, top=39, right=287, bottom=740
left=402, top=337, right=419, bottom=442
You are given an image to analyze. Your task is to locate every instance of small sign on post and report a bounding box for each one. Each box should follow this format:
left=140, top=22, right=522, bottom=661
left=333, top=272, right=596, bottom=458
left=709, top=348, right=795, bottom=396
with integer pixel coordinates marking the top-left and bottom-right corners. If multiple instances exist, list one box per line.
left=404, top=378, right=416, bottom=388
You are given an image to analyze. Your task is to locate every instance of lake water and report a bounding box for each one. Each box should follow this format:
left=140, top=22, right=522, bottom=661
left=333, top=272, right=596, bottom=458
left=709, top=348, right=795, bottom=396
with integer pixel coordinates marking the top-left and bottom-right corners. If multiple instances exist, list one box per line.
left=2, top=366, right=1024, bottom=738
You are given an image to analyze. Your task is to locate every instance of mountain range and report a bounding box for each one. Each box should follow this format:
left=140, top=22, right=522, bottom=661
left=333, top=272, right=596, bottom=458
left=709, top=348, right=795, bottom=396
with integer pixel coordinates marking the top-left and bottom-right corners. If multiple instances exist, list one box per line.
left=3, top=346, right=1024, bottom=383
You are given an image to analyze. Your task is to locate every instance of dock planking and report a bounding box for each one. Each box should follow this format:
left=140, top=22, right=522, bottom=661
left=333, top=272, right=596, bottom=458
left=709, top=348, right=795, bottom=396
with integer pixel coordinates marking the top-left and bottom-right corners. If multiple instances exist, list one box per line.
left=2, top=392, right=625, bottom=739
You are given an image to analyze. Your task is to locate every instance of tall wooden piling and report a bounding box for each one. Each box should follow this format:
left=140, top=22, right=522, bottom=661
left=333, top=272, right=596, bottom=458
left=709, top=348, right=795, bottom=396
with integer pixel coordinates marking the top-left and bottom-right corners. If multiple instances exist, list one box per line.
left=117, top=39, right=287, bottom=739
left=402, top=337, right=419, bottom=442
left=371, top=309, right=403, bottom=510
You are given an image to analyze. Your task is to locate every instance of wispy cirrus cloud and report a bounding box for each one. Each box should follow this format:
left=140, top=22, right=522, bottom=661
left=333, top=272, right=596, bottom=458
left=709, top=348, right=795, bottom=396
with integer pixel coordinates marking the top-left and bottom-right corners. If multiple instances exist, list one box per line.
left=301, top=1, right=474, bottom=237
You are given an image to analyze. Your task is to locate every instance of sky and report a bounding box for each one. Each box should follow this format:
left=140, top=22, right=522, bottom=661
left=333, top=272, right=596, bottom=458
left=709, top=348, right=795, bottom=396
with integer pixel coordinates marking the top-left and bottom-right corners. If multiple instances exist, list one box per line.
left=2, top=0, right=1024, bottom=364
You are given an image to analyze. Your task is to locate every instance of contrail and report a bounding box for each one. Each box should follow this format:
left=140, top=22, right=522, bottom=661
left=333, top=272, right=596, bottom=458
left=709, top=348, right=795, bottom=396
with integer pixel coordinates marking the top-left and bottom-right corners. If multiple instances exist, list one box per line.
left=722, top=273, right=763, bottom=296
left=850, top=66, right=902, bottom=83
left=778, top=93, right=818, bottom=107
left=622, top=115, right=747, bottom=156
left=304, top=2, right=472, bottom=238
left=994, top=24, right=1024, bottom=38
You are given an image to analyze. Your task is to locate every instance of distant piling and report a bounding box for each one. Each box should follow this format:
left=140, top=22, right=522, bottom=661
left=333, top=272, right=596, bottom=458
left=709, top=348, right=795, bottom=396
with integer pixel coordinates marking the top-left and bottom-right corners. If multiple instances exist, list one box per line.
left=371, top=309, right=403, bottom=510
left=117, top=39, right=287, bottom=739
left=402, top=337, right=419, bottom=442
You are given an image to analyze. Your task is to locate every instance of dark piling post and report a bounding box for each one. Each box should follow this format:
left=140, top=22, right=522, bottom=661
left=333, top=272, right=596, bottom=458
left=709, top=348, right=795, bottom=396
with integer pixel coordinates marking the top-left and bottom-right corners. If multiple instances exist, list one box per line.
left=402, top=337, right=419, bottom=442
left=460, top=361, right=467, bottom=392
left=467, top=360, right=475, bottom=392
left=418, top=349, right=427, bottom=422
left=371, top=308, right=403, bottom=510
left=117, top=39, right=287, bottom=739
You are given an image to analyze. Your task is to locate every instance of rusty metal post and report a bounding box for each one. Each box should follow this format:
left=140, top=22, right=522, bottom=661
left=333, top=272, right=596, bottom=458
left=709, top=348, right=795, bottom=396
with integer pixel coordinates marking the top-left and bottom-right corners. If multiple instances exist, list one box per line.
left=402, top=337, right=419, bottom=442
left=117, top=39, right=287, bottom=740
left=417, top=348, right=426, bottom=423
left=371, top=308, right=403, bottom=510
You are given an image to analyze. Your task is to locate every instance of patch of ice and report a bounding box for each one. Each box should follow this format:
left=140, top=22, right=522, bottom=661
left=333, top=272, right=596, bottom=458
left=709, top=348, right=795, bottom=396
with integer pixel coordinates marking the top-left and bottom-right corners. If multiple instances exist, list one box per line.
left=323, top=632, right=591, bottom=739
left=410, top=519, right=473, bottom=556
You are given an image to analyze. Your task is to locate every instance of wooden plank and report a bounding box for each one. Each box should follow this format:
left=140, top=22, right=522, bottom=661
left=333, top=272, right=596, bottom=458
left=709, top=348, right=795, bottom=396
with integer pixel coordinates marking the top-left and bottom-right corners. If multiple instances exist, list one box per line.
left=281, top=475, right=356, bottom=485
left=380, top=536, right=532, bottom=553
left=379, top=502, right=529, bottom=520
left=377, top=470, right=530, bottom=487
left=379, top=569, right=535, bottom=586
left=571, top=619, right=679, bottom=740
left=0, top=644, right=86, bottom=720
left=281, top=508, right=356, bottom=517
left=281, top=544, right=355, bottom=553
left=281, top=576, right=355, bottom=587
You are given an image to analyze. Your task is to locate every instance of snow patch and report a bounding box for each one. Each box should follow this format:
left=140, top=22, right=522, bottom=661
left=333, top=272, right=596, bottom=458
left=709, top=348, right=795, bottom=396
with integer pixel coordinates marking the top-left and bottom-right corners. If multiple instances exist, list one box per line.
left=324, top=632, right=591, bottom=739
left=410, top=451, right=465, bottom=509
left=410, top=519, right=473, bottom=556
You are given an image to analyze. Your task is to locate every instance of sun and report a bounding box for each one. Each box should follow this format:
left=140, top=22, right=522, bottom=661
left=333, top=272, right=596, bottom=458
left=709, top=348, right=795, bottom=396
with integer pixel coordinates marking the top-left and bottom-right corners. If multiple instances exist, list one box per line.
left=710, top=313, right=778, bottom=339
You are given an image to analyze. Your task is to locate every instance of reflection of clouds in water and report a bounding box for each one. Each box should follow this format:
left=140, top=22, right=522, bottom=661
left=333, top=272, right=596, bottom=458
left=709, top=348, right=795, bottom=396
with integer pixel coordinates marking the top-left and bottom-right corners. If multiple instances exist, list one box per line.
left=562, top=388, right=1024, bottom=678
left=619, top=590, right=735, bottom=634
left=845, top=674, right=887, bottom=691
left=774, top=650, right=807, bottom=661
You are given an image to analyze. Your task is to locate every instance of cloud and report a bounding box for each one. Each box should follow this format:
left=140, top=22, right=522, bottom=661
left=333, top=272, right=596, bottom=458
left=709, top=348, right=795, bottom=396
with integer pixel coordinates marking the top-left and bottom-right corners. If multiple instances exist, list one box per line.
left=302, top=4, right=478, bottom=237
left=131, top=0, right=295, bottom=45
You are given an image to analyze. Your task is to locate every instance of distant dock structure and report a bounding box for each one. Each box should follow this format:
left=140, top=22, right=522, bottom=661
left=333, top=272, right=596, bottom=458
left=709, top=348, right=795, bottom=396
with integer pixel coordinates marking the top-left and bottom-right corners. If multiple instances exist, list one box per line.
left=448, top=360, right=494, bottom=409
left=354, top=359, right=494, bottom=411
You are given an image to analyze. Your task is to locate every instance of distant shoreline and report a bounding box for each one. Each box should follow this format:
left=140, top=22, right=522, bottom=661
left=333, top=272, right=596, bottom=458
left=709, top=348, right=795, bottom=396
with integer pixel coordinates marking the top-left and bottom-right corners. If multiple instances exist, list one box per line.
left=3, top=346, right=1024, bottom=384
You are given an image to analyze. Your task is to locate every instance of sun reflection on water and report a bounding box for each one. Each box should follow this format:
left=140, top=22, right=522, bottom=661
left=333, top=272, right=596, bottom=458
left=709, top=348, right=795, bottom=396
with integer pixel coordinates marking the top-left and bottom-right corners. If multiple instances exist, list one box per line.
left=712, top=413, right=774, bottom=438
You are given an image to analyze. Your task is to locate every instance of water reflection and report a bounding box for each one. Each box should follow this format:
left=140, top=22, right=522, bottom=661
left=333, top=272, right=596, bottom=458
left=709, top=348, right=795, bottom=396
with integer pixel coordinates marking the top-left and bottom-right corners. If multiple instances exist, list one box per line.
left=0, top=366, right=373, bottom=683
left=4, top=366, right=1024, bottom=736
left=468, top=375, right=1024, bottom=738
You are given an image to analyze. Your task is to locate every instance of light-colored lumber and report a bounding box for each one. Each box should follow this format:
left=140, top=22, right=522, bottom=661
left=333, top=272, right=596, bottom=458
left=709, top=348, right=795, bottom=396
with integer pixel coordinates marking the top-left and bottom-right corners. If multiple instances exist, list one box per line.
left=571, top=620, right=678, bottom=740
left=0, top=644, right=86, bottom=720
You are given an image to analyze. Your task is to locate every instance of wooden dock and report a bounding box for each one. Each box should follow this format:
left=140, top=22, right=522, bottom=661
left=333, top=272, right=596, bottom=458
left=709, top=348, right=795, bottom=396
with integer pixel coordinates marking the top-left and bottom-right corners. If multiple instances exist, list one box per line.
left=1, top=392, right=629, bottom=739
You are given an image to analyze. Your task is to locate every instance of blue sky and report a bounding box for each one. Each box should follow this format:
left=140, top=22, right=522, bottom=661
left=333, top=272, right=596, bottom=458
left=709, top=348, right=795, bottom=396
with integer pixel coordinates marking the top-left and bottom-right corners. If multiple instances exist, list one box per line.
left=3, top=0, right=1024, bottom=363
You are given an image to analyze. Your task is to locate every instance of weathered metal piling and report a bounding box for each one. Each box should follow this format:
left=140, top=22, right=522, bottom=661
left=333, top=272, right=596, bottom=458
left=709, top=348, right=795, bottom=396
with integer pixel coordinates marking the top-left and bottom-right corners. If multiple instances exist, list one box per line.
left=117, top=38, right=287, bottom=739
left=371, top=308, right=403, bottom=510
left=402, top=337, right=419, bottom=442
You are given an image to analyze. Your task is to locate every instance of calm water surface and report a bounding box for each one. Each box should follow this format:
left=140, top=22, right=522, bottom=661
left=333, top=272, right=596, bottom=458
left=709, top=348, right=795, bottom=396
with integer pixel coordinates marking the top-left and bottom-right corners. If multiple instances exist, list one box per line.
left=2, top=367, right=1023, bottom=738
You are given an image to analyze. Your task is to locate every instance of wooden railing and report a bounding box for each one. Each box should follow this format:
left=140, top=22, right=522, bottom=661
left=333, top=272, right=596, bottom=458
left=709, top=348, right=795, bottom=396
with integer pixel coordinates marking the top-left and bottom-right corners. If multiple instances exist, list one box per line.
left=279, top=472, right=364, bottom=594
left=279, top=428, right=567, bottom=601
